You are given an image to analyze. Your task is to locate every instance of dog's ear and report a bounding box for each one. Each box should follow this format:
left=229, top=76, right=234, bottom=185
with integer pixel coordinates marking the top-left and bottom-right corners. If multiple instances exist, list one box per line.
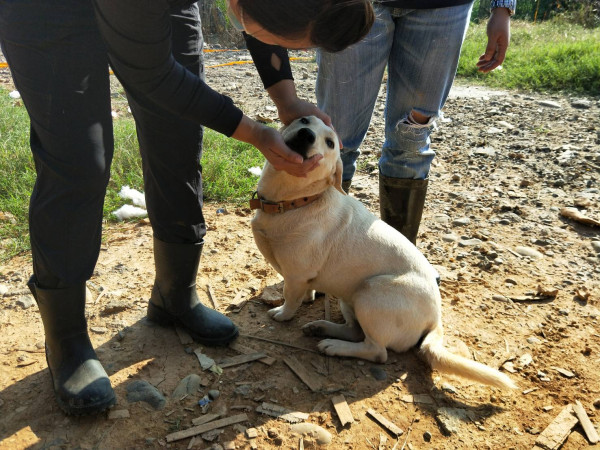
left=331, top=155, right=347, bottom=195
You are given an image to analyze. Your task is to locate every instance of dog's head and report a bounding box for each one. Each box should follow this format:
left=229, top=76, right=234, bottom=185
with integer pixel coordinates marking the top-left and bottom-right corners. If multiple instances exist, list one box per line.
left=279, top=116, right=345, bottom=195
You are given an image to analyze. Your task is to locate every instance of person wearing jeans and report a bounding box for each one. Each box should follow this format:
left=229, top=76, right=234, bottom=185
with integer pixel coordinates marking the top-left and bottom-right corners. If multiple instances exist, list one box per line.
left=317, top=0, right=515, bottom=244
left=0, top=0, right=374, bottom=415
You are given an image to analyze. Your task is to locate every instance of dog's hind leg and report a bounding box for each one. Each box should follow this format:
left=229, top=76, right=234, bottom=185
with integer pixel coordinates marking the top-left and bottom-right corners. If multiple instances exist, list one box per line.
left=267, top=277, right=312, bottom=321
left=302, top=300, right=364, bottom=341
left=317, top=336, right=388, bottom=363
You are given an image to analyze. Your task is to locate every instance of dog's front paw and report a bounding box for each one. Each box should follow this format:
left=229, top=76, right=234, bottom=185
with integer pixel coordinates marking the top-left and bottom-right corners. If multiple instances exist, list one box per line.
left=267, top=305, right=295, bottom=321
left=317, top=339, right=342, bottom=356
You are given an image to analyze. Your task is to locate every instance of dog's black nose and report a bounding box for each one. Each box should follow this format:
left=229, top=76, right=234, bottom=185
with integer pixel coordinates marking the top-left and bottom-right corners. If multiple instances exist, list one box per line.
left=285, top=127, right=316, bottom=159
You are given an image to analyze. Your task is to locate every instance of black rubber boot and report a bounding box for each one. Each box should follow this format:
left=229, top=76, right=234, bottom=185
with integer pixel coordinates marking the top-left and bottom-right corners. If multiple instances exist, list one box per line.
left=27, top=276, right=116, bottom=416
left=379, top=174, right=428, bottom=245
left=147, top=237, right=239, bottom=346
left=341, top=179, right=352, bottom=194
left=378, top=175, right=440, bottom=285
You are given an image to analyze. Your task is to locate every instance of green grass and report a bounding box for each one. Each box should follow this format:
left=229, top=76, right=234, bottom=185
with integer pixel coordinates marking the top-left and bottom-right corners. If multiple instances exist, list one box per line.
left=0, top=89, right=263, bottom=262
left=458, top=20, right=600, bottom=95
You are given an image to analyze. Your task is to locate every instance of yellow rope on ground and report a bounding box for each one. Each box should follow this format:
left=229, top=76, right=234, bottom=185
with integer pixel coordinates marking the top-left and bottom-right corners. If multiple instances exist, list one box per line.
left=0, top=55, right=312, bottom=72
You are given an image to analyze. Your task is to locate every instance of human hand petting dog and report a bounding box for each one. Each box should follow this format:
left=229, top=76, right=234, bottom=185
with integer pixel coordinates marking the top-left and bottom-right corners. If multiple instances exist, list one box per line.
left=233, top=115, right=322, bottom=177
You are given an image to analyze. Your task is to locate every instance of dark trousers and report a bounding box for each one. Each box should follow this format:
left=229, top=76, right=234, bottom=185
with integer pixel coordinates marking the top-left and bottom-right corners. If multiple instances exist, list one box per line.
left=0, top=0, right=206, bottom=288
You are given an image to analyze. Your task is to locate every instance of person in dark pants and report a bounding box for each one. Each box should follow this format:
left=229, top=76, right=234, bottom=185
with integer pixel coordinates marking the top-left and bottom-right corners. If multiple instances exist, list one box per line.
left=0, top=0, right=374, bottom=415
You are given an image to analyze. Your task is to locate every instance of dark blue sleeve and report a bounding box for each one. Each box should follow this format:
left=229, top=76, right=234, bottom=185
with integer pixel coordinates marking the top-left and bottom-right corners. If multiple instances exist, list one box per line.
left=244, top=33, right=294, bottom=89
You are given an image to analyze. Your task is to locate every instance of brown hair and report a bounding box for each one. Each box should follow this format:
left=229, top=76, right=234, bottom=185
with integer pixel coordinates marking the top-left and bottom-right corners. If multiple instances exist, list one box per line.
left=238, top=0, right=375, bottom=52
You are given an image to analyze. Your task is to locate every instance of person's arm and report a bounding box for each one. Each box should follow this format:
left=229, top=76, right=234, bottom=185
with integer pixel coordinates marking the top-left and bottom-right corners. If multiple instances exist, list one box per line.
left=93, top=0, right=316, bottom=175
left=93, top=0, right=243, bottom=136
left=244, top=34, right=331, bottom=127
left=476, top=0, right=515, bottom=73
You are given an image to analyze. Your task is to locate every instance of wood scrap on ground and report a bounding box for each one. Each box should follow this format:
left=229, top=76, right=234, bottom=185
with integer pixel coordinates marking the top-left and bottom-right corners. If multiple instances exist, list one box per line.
left=560, top=207, right=600, bottom=227
left=228, top=341, right=276, bottom=365
left=165, top=413, right=248, bottom=443
left=217, top=352, right=267, bottom=368
left=331, top=394, right=354, bottom=426
left=573, top=400, right=599, bottom=444
left=255, top=402, right=309, bottom=423
left=366, top=408, right=404, bottom=438
left=283, top=355, right=323, bottom=392
left=532, top=404, right=578, bottom=450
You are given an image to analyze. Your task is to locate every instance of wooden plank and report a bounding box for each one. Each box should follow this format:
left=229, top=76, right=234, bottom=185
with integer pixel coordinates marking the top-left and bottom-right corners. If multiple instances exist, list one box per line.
left=256, top=402, right=309, bottom=424
left=218, top=352, right=267, bottom=368
left=366, top=409, right=404, bottom=438
left=165, top=413, right=248, bottom=443
left=228, top=290, right=249, bottom=311
left=206, top=284, right=219, bottom=309
left=191, top=412, right=223, bottom=426
left=573, top=400, right=599, bottom=444
left=229, top=341, right=276, bottom=366
left=534, top=404, right=578, bottom=450
left=331, top=395, right=354, bottom=426
left=283, top=356, right=322, bottom=392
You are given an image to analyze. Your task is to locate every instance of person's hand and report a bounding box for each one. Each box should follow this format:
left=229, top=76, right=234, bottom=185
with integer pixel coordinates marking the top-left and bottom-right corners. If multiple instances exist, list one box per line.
left=477, top=7, right=511, bottom=73
left=232, top=115, right=322, bottom=177
left=267, top=80, right=332, bottom=127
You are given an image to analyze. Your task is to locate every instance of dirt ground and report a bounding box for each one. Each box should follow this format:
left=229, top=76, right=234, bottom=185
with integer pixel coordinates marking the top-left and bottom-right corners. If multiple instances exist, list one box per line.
left=1, top=47, right=600, bottom=450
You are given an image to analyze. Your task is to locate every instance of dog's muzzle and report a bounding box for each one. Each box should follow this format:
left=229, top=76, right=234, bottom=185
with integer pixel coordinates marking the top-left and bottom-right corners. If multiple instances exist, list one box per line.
left=285, top=127, right=315, bottom=159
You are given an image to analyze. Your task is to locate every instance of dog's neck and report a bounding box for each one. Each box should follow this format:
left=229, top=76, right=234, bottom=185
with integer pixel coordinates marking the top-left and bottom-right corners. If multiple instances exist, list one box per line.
left=257, top=163, right=330, bottom=202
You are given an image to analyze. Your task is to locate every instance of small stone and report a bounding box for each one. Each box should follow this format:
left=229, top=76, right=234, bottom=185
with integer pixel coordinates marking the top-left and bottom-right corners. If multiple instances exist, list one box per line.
left=246, top=428, right=258, bottom=439
left=593, top=399, right=600, bottom=409
left=16, top=296, right=36, bottom=309
left=90, top=327, right=109, bottom=334
left=435, top=408, right=474, bottom=436
left=208, top=390, right=220, bottom=400
left=108, top=409, right=130, bottom=419
left=553, top=367, right=575, bottom=378
left=290, top=423, right=332, bottom=445
left=527, top=337, right=542, bottom=345
left=514, top=246, right=543, bottom=258
left=172, top=374, right=202, bottom=399
left=423, top=431, right=432, bottom=442
left=442, top=233, right=460, bottom=243
left=537, top=100, right=561, bottom=108
left=369, top=366, right=387, bottom=381
left=452, top=217, right=471, bottom=226
left=458, top=238, right=483, bottom=247
left=542, top=406, right=554, bottom=412
left=0, top=284, right=8, bottom=295
left=126, top=380, right=166, bottom=410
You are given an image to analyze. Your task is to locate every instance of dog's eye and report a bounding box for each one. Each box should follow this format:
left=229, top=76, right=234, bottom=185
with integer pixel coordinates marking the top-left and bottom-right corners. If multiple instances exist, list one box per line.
left=325, top=138, right=335, bottom=149
left=300, top=117, right=310, bottom=124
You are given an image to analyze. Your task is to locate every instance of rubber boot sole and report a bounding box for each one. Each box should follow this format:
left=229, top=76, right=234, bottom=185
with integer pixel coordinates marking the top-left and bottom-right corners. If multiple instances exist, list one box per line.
left=147, top=302, right=239, bottom=346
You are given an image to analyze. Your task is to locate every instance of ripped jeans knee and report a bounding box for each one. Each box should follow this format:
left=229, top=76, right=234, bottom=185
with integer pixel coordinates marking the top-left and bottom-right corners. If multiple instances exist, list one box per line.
left=379, top=112, right=438, bottom=179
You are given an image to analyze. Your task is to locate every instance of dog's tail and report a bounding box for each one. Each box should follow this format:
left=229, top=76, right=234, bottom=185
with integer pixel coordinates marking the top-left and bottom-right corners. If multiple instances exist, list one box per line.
left=417, top=323, right=517, bottom=390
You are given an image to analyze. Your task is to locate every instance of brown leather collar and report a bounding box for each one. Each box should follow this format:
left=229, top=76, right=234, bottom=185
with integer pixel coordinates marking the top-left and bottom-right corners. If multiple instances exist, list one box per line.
left=249, top=191, right=322, bottom=214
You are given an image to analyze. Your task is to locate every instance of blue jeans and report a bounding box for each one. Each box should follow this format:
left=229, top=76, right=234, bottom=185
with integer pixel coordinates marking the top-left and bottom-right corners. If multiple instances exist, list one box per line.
left=316, top=2, right=472, bottom=181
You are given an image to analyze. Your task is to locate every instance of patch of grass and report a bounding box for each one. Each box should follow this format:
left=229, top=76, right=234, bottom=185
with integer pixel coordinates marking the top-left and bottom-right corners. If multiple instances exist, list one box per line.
left=0, top=94, right=35, bottom=260
left=0, top=88, right=262, bottom=261
left=458, top=20, right=600, bottom=95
